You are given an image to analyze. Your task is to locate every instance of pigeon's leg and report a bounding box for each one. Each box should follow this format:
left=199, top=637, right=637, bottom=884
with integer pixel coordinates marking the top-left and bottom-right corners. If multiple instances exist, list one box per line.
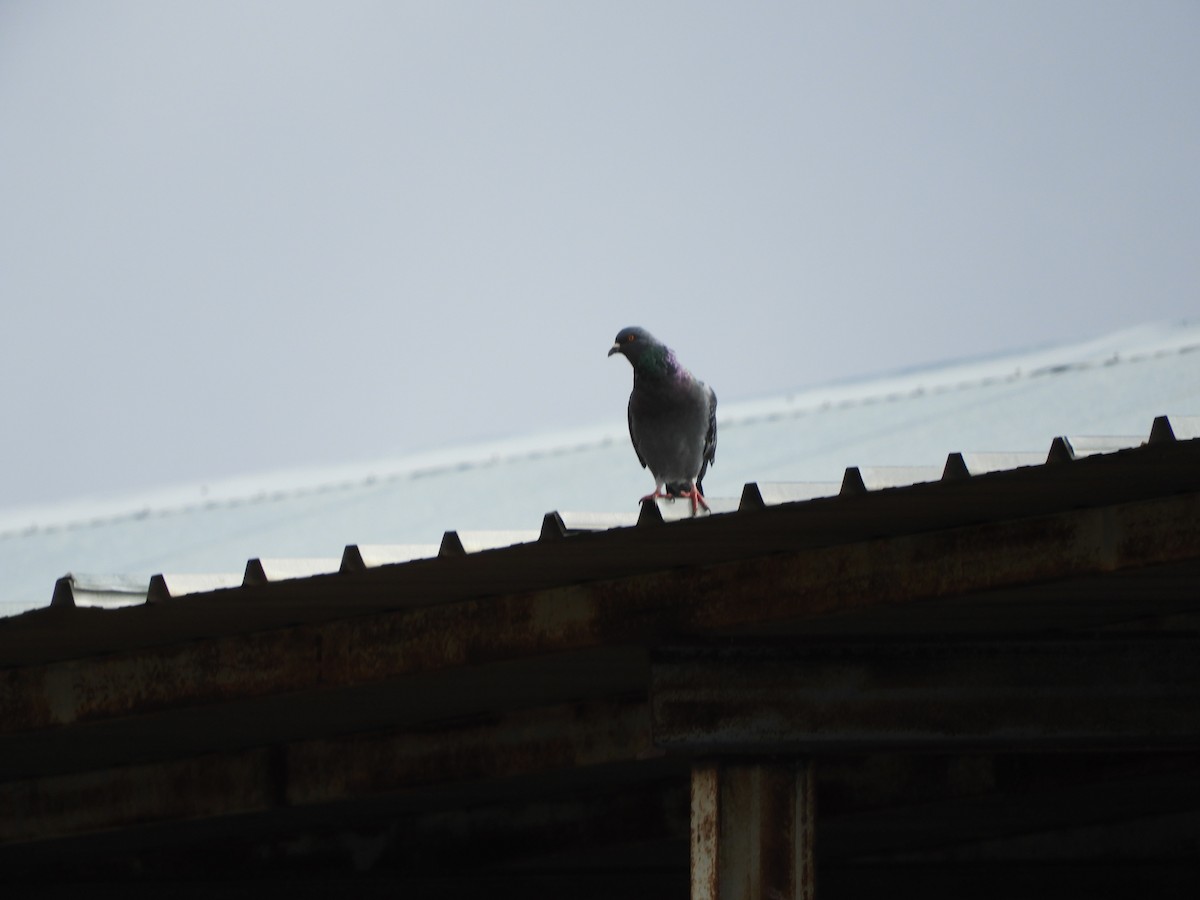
left=679, top=483, right=710, bottom=516
left=639, top=486, right=670, bottom=504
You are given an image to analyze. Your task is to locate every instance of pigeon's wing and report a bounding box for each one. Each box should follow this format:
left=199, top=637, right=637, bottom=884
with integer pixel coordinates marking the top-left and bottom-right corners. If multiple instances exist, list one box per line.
left=696, top=384, right=717, bottom=490
left=628, top=399, right=648, bottom=469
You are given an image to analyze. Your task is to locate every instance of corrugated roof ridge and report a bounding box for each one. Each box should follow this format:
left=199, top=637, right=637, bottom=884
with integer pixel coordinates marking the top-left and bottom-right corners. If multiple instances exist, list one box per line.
left=46, top=412, right=1199, bottom=609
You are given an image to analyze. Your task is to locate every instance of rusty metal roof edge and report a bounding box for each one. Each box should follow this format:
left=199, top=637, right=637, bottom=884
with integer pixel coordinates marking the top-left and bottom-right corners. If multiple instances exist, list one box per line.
left=13, top=487, right=1199, bottom=732
left=29, top=413, right=1200, bottom=613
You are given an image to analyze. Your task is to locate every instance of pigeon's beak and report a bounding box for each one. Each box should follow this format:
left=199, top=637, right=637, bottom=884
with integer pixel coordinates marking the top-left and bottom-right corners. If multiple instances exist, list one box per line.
left=607, top=342, right=621, bottom=357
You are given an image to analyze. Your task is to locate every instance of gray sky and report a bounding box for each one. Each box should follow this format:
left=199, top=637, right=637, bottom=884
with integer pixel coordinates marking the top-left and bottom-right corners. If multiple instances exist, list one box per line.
left=2, top=1, right=1197, bottom=510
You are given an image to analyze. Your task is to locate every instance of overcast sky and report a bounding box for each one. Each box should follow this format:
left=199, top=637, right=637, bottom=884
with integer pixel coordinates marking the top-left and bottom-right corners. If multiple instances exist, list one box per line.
left=1, top=1, right=1197, bottom=510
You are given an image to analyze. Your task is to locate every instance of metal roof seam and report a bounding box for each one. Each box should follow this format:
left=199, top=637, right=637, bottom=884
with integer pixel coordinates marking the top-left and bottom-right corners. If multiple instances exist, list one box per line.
left=719, top=338, right=1200, bottom=433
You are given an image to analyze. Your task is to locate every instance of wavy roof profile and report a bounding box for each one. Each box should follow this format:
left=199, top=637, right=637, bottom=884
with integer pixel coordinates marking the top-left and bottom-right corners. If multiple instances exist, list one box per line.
left=2, top=319, right=1198, bottom=618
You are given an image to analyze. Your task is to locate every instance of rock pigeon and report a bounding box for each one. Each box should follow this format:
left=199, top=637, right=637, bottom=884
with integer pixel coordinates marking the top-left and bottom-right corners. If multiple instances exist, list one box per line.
left=608, top=326, right=717, bottom=515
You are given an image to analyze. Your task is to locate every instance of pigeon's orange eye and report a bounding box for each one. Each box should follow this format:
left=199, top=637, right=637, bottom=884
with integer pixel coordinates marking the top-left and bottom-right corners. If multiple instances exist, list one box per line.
left=626, top=334, right=636, bottom=342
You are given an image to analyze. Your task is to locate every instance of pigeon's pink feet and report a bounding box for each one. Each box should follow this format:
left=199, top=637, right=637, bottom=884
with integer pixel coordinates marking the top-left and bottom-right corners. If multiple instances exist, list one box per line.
left=640, top=485, right=710, bottom=515
left=678, top=485, right=710, bottom=516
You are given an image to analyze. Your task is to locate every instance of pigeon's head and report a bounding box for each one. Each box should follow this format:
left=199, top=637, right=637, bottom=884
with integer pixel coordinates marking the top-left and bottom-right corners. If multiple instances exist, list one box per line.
left=608, top=326, right=661, bottom=365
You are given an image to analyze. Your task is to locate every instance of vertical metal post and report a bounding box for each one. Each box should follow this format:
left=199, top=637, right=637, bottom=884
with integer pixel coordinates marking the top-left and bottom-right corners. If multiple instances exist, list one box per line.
left=691, top=763, right=721, bottom=900
left=794, top=759, right=816, bottom=900
left=690, top=760, right=815, bottom=900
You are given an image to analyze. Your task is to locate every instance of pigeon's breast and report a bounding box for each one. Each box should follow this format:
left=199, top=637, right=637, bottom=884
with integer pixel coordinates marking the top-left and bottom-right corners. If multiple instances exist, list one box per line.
left=628, top=381, right=709, bottom=484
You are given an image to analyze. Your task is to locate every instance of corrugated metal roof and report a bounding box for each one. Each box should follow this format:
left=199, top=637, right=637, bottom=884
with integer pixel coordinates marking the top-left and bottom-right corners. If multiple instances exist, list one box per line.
left=1, top=422, right=1197, bottom=889
left=20, top=411, right=1197, bottom=622
left=4, top=412, right=1198, bottom=672
left=2, top=319, right=1199, bottom=618
left=1, top=387, right=1198, bottom=892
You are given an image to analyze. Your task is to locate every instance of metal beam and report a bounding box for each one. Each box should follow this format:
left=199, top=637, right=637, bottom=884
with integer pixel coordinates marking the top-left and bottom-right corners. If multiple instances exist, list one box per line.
left=5, top=492, right=1199, bottom=737
left=691, top=761, right=815, bottom=900
left=0, top=698, right=656, bottom=847
left=653, top=639, right=1200, bottom=753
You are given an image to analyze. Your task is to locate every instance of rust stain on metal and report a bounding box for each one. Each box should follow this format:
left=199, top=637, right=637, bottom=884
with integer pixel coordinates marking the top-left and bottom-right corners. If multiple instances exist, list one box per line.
left=285, top=697, right=654, bottom=807
left=0, top=667, right=54, bottom=734
left=1116, top=493, right=1200, bottom=565
left=4, top=493, right=1199, bottom=736
left=0, top=747, right=274, bottom=844
left=795, top=761, right=816, bottom=900
left=651, top=639, right=1200, bottom=753
left=691, top=763, right=720, bottom=900
left=755, top=765, right=797, bottom=899
left=2, top=698, right=655, bottom=845
left=6, top=627, right=323, bottom=733
left=701, top=761, right=816, bottom=900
